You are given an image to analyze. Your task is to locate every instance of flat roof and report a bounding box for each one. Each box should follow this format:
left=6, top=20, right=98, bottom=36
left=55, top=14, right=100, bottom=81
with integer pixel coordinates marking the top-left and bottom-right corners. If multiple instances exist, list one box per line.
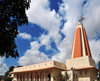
left=11, top=60, right=67, bottom=73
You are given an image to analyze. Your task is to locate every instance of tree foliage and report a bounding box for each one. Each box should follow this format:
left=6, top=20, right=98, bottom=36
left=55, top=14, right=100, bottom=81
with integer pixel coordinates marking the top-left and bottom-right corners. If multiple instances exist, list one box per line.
left=0, top=0, right=31, bottom=58
left=54, top=72, right=63, bottom=81
left=1, top=66, right=15, bottom=81
left=54, top=71, right=69, bottom=81
left=63, top=72, right=69, bottom=81
left=5, top=66, right=14, bottom=77
left=3, top=77, right=12, bottom=81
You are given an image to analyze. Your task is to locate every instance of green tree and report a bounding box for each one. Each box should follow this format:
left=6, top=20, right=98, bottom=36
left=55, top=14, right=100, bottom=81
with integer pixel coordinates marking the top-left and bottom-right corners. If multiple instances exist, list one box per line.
left=3, top=77, right=12, bottom=81
left=54, top=71, right=69, bottom=81
left=0, top=0, right=31, bottom=58
left=54, top=72, right=63, bottom=81
left=5, top=66, right=14, bottom=77
left=63, top=72, right=69, bottom=81
left=4, top=66, right=15, bottom=81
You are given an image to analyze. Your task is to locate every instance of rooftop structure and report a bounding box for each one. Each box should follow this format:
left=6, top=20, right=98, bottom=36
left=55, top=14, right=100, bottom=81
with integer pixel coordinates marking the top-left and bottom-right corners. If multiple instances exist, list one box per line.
left=11, top=20, right=97, bottom=81
left=11, top=60, right=66, bottom=73
left=71, top=21, right=92, bottom=59
left=66, top=21, right=96, bottom=70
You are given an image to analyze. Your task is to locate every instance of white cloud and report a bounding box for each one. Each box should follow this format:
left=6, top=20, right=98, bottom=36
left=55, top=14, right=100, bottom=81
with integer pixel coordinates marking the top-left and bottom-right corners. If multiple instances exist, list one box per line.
left=18, top=0, right=62, bottom=65
left=26, top=0, right=61, bottom=32
left=52, top=37, right=73, bottom=63
left=18, top=32, right=32, bottom=40
left=26, top=0, right=62, bottom=45
left=52, top=0, right=100, bottom=64
left=89, top=40, right=100, bottom=63
left=0, top=57, right=8, bottom=75
left=52, top=0, right=85, bottom=63
left=39, top=34, right=51, bottom=50
left=83, top=0, right=100, bottom=39
left=18, top=0, right=100, bottom=65
left=18, top=41, right=48, bottom=65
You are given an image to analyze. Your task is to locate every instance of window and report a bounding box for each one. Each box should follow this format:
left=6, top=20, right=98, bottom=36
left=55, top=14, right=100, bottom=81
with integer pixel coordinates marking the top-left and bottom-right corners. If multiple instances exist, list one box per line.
left=37, top=74, right=39, bottom=81
left=30, top=73, right=32, bottom=81
left=85, top=70, right=87, bottom=75
left=23, top=74, right=25, bottom=81
left=80, top=71, right=82, bottom=76
left=75, top=74, right=77, bottom=78
left=47, top=74, right=51, bottom=81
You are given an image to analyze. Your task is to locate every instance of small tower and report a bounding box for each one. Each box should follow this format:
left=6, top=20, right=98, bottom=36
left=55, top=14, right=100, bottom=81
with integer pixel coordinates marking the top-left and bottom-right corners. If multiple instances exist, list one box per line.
left=66, top=18, right=97, bottom=81
left=71, top=21, right=92, bottom=59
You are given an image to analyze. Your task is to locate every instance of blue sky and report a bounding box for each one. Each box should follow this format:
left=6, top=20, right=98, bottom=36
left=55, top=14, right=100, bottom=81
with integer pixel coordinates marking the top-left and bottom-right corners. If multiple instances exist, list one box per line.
left=0, top=0, right=100, bottom=75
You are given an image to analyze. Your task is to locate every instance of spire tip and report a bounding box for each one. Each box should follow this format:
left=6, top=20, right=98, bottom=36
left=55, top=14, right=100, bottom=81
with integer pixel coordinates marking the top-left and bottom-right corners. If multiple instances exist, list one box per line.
left=79, top=17, right=84, bottom=22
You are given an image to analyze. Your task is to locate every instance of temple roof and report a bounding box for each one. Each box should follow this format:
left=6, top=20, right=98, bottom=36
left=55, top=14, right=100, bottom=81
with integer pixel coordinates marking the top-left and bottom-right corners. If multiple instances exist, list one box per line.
left=71, top=22, right=92, bottom=59
left=11, top=60, right=66, bottom=73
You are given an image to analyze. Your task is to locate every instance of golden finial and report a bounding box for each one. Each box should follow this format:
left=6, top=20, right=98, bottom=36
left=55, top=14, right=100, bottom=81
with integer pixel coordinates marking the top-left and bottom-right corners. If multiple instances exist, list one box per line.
left=79, top=17, right=84, bottom=22
left=77, top=17, right=84, bottom=26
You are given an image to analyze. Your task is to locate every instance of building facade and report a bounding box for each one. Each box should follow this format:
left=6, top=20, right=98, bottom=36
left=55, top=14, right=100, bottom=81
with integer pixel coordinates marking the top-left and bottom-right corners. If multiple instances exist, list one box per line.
left=11, top=21, right=97, bottom=81
left=11, top=61, right=66, bottom=81
left=66, top=21, right=97, bottom=81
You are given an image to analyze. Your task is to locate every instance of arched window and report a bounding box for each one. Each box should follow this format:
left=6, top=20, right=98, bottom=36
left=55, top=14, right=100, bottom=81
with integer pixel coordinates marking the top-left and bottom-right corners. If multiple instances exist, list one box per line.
left=37, top=74, right=40, bottom=81
left=47, top=74, right=51, bottom=81
left=23, top=73, right=25, bottom=81
left=85, top=70, right=87, bottom=75
left=80, top=71, right=82, bottom=76
left=30, top=73, right=33, bottom=81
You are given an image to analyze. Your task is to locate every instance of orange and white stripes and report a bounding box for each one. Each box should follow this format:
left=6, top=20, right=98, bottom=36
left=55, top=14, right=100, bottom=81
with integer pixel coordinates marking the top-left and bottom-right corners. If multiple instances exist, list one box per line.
left=71, top=22, right=92, bottom=59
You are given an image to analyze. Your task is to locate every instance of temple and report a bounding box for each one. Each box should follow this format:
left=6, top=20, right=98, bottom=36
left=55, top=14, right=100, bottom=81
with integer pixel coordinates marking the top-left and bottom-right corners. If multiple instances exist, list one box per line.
left=66, top=21, right=97, bottom=81
left=11, top=21, right=97, bottom=81
left=71, top=21, right=91, bottom=59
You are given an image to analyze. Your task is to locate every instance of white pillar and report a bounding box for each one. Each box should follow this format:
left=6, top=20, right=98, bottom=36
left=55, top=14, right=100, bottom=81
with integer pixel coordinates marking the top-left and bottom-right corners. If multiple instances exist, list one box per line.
left=35, top=73, right=37, bottom=81
left=23, top=73, right=25, bottom=81
left=14, top=74, right=17, bottom=81
left=34, top=73, right=35, bottom=81
left=25, top=73, right=27, bottom=81
left=28, top=73, right=31, bottom=81
left=32, top=72, right=34, bottom=81
left=39, top=72, right=41, bottom=81
left=44, top=72, right=46, bottom=81
left=50, top=69, right=54, bottom=81
left=71, top=67, right=75, bottom=81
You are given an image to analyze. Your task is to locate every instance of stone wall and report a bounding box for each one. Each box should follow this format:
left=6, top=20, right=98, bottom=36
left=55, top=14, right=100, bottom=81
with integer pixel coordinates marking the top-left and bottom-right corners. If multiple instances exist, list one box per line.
left=66, top=56, right=96, bottom=69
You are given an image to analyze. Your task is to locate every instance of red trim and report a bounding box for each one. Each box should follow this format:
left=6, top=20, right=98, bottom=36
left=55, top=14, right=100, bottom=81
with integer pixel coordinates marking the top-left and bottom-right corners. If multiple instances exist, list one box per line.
left=73, top=28, right=82, bottom=58
left=82, top=27, right=92, bottom=58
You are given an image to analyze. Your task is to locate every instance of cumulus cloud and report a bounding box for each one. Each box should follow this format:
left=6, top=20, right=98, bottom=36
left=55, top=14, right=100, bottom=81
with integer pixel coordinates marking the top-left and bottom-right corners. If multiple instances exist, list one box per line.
left=18, top=0, right=62, bottom=65
left=83, top=0, right=100, bottom=39
left=52, top=0, right=85, bottom=63
left=18, top=32, right=32, bottom=40
left=52, top=0, right=100, bottom=63
left=52, top=37, right=73, bottom=63
left=26, top=0, right=61, bottom=32
left=18, top=41, right=48, bottom=65
left=26, top=0, right=62, bottom=45
left=89, top=40, right=100, bottom=63
left=18, top=0, right=100, bottom=65
left=0, top=57, right=8, bottom=75
left=39, top=34, right=51, bottom=50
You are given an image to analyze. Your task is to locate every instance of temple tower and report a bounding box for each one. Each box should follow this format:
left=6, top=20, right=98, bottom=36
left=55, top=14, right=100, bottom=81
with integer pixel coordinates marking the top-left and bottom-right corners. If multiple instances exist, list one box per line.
left=71, top=22, right=92, bottom=59
left=66, top=20, right=97, bottom=81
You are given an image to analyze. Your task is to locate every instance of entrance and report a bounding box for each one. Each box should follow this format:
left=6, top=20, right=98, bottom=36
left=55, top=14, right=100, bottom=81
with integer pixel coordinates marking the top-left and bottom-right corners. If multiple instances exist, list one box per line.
left=47, top=74, right=51, bottom=81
